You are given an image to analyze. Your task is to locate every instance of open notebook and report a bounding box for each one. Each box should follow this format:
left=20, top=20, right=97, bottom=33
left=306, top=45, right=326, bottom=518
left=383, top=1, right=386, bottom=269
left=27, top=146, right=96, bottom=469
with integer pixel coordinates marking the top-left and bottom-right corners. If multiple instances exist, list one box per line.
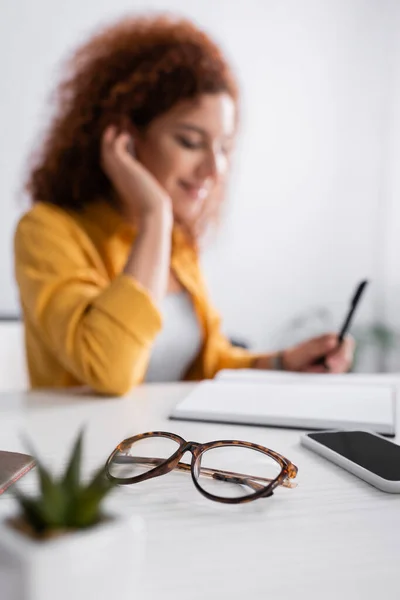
left=170, top=372, right=398, bottom=436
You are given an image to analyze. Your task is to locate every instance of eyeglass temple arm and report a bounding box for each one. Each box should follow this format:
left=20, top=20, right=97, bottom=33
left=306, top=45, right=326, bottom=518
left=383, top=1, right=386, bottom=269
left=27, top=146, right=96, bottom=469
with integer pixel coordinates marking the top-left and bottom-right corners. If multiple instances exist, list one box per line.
left=113, top=455, right=296, bottom=490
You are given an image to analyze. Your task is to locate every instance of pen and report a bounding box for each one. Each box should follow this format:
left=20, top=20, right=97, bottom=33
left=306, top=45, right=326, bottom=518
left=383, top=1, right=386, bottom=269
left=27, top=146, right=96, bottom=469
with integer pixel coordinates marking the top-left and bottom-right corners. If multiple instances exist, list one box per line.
left=315, top=279, right=369, bottom=368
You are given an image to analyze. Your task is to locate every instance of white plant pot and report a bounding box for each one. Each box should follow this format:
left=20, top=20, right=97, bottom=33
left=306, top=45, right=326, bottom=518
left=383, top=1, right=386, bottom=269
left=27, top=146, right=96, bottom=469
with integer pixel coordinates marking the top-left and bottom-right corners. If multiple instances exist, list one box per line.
left=0, top=512, right=146, bottom=600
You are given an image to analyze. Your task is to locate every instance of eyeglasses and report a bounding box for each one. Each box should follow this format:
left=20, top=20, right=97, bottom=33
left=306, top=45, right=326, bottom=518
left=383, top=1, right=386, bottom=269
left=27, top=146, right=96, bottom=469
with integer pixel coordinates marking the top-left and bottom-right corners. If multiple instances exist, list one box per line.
left=105, top=431, right=298, bottom=504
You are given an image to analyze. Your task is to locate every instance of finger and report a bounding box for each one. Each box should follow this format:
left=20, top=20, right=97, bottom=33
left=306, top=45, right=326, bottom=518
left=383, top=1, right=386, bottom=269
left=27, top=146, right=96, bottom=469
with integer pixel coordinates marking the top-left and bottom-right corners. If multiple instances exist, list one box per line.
left=325, top=361, right=346, bottom=374
left=303, top=365, right=329, bottom=374
left=326, top=336, right=354, bottom=361
left=114, top=131, right=135, bottom=157
left=325, top=336, right=355, bottom=373
left=101, top=127, right=119, bottom=168
left=102, top=125, right=118, bottom=147
left=300, top=333, right=338, bottom=364
left=344, top=334, right=355, bottom=354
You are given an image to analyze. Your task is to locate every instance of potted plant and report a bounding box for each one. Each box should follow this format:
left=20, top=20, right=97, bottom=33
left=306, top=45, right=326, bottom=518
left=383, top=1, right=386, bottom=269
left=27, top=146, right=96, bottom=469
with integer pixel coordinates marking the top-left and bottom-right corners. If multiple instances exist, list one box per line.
left=352, top=322, right=400, bottom=372
left=0, top=431, right=145, bottom=600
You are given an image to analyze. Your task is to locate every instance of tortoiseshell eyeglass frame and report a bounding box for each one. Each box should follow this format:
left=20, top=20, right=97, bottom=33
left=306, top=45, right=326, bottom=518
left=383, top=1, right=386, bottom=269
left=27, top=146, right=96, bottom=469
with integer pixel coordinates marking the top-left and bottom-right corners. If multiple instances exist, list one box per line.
left=105, top=431, right=298, bottom=504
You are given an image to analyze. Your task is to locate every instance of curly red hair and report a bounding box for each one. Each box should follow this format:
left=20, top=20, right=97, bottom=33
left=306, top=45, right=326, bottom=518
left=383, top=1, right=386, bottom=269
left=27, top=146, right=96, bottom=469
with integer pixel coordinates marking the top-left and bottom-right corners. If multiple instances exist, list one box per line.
left=26, top=14, right=238, bottom=217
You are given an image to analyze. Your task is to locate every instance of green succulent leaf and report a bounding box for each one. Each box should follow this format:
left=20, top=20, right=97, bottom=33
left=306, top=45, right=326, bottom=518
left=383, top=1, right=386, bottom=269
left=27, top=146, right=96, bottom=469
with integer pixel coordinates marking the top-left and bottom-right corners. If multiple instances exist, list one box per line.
left=68, top=466, right=114, bottom=528
left=62, top=428, right=84, bottom=493
left=12, top=489, right=48, bottom=534
left=21, top=440, right=68, bottom=526
left=87, top=464, right=115, bottom=495
left=14, top=430, right=115, bottom=535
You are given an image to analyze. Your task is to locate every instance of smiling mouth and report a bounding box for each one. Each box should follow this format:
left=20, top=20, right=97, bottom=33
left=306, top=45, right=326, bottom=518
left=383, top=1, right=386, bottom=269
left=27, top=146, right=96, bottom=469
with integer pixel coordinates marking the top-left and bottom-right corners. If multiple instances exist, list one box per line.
left=179, top=180, right=209, bottom=200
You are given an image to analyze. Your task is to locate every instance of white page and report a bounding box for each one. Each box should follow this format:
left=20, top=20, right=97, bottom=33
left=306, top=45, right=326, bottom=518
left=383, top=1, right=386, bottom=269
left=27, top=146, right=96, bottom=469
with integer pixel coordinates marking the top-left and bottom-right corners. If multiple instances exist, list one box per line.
left=216, top=369, right=400, bottom=386
left=171, top=381, right=396, bottom=435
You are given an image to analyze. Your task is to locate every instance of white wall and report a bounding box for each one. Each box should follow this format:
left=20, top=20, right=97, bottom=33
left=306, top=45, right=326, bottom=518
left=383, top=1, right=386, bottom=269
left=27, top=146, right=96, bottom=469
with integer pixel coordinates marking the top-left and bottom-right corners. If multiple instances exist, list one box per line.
left=378, top=1, right=400, bottom=370
left=383, top=3, right=400, bottom=326
left=0, top=0, right=396, bottom=355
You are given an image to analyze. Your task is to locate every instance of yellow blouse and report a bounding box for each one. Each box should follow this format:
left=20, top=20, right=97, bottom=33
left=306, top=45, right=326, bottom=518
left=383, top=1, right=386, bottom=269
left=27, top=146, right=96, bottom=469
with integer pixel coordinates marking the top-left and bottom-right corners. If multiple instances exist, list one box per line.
left=14, top=201, right=258, bottom=395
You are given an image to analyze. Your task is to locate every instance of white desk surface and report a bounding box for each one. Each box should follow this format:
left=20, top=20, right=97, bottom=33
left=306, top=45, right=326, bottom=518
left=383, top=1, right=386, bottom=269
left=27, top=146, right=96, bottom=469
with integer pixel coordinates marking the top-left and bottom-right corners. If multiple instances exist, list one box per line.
left=0, top=383, right=399, bottom=600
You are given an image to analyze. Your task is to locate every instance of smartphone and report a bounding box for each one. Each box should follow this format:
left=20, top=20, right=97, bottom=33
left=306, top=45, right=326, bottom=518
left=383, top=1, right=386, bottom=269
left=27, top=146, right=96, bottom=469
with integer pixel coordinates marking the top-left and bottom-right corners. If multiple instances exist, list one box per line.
left=0, top=450, right=35, bottom=495
left=301, top=430, right=400, bottom=493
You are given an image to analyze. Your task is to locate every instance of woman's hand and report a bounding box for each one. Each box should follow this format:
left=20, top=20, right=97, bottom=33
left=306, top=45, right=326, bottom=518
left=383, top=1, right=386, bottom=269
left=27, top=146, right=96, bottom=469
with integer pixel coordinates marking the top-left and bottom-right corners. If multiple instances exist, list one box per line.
left=101, top=126, right=172, bottom=302
left=101, top=125, right=172, bottom=224
left=255, top=334, right=355, bottom=373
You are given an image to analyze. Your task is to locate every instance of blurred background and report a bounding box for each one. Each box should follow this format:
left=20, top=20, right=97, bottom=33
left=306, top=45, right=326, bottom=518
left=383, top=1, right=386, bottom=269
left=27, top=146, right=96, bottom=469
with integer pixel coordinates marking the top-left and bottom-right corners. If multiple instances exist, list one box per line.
left=1, top=0, right=400, bottom=375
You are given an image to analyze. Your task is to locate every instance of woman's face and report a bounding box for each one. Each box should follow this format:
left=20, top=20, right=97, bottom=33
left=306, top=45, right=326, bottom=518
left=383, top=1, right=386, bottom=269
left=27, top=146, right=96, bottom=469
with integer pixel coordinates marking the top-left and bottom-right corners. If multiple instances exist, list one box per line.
left=133, top=93, right=236, bottom=226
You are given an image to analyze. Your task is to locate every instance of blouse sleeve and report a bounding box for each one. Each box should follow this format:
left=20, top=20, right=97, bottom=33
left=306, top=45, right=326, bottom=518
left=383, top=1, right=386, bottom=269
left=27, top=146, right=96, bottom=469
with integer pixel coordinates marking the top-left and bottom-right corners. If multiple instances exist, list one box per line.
left=14, top=208, right=162, bottom=395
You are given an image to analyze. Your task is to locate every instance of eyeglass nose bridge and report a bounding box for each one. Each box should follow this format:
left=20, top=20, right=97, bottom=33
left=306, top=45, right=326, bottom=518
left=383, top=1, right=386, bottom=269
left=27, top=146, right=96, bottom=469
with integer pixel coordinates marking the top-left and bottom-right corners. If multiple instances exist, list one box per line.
left=160, top=441, right=202, bottom=474
left=181, top=441, right=203, bottom=454
left=179, top=442, right=206, bottom=483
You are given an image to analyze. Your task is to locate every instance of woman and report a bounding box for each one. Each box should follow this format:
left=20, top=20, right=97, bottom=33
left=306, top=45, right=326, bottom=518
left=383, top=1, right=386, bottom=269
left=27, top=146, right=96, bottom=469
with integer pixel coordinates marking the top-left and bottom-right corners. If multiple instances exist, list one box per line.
left=14, top=15, right=353, bottom=395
